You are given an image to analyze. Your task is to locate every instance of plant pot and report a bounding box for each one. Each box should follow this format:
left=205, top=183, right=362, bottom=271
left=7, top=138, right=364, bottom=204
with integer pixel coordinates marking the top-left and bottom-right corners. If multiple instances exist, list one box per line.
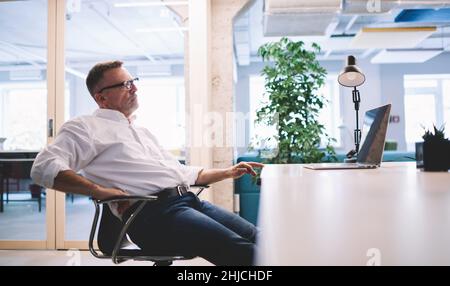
left=415, top=142, right=424, bottom=169
left=423, top=139, right=450, bottom=171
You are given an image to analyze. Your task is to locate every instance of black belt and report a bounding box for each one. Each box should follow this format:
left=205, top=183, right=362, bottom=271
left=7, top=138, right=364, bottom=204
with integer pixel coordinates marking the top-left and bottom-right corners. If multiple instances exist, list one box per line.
left=122, top=185, right=190, bottom=220
left=155, top=185, right=190, bottom=201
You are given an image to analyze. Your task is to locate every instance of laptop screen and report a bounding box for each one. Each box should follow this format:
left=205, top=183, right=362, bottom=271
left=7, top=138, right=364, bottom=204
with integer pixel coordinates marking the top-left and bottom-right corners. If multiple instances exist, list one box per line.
left=357, top=104, right=392, bottom=165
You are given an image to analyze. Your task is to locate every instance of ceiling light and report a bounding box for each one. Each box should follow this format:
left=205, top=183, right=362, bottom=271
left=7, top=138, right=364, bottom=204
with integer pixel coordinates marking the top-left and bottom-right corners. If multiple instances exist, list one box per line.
left=9, top=70, right=42, bottom=81
left=114, top=1, right=188, bottom=8
left=371, top=48, right=444, bottom=64
left=137, top=65, right=172, bottom=77
left=136, top=27, right=188, bottom=33
left=351, top=26, right=437, bottom=49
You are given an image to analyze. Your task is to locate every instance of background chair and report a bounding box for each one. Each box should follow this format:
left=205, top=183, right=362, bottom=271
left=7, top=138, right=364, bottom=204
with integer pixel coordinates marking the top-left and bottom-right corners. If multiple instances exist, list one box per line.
left=88, top=185, right=209, bottom=266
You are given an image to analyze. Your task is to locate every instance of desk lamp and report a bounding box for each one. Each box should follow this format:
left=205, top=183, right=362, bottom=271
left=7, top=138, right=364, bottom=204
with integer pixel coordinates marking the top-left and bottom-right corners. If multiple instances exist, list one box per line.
left=338, top=55, right=366, bottom=163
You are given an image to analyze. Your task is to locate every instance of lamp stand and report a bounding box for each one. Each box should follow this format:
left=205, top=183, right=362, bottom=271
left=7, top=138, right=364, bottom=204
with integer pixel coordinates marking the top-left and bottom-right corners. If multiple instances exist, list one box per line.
left=344, top=87, right=362, bottom=163
left=338, top=55, right=365, bottom=163
left=352, top=86, right=361, bottom=155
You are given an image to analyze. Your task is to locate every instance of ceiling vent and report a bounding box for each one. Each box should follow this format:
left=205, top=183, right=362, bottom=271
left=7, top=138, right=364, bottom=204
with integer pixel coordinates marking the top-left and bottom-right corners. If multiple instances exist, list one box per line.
left=263, top=0, right=341, bottom=36
left=265, top=0, right=342, bottom=14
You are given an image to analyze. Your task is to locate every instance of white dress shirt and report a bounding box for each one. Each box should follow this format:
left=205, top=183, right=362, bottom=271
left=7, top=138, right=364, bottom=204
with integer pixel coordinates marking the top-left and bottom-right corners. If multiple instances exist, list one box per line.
left=31, top=109, right=203, bottom=217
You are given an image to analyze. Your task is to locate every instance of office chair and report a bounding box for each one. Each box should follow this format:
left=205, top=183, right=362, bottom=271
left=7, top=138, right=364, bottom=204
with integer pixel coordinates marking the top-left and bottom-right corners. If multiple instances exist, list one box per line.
left=88, top=185, right=209, bottom=266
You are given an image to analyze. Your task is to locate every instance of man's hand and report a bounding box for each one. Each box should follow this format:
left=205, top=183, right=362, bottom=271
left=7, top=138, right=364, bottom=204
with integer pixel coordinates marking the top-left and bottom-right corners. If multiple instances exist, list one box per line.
left=195, top=162, right=265, bottom=185
left=53, top=170, right=131, bottom=214
left=92, top=185, right=128, bottom=200
left=226, top=162, right=264, bottom=179
left=92, top=186, right=130, bottom=214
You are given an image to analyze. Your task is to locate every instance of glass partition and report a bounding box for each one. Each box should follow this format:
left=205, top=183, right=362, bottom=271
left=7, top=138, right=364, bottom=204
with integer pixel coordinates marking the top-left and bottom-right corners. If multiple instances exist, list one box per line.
left=63, top=0, right=187, bottom=242
left=0, top=0, right=48, bottom=242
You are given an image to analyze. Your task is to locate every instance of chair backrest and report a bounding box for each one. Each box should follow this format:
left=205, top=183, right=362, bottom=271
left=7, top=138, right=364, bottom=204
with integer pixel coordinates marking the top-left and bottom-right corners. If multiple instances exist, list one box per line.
left=97, top=204, right=123, bottom=256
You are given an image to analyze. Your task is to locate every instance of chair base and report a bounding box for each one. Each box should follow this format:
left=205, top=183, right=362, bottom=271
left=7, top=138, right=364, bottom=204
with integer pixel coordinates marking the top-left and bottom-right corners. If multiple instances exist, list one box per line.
left=153, top=261, right=172, bottom=266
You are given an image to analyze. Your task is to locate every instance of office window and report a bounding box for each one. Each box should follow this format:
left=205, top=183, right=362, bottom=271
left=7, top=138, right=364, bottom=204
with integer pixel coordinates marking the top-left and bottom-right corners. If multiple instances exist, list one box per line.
left=0, top=82, right=47, bottom=151
left=317, top=74, right=341, bottom=147
left=444, top=80, right=450, bottom=128
left=404, top=74, right=450, bottom=151
left=0, top=82, right=71, bottom=151
left=249, top=76, right=277, bottom=149
left=134, top=77, right=185, bottom=157
left=249, top=74, right=341, bottom=149
left=62, top=0, right=188, bottom=243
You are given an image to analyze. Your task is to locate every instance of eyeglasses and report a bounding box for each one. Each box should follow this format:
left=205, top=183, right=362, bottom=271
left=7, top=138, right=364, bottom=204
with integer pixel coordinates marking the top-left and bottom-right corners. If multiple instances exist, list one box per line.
left=98, top=77, right=139, bottom=93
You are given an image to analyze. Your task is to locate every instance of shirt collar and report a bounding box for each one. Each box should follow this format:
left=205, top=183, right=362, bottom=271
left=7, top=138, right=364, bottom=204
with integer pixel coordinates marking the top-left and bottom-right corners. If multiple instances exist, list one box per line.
left=93, top=109, right=136, bottom=124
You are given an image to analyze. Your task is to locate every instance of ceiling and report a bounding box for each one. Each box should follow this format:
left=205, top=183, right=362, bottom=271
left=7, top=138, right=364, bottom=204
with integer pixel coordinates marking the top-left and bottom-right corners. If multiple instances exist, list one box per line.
left=234, top=0, right=450, bottom=65
left=1, top=0, right=450, bottom=77
left=0, top=0, right=186, bottom=75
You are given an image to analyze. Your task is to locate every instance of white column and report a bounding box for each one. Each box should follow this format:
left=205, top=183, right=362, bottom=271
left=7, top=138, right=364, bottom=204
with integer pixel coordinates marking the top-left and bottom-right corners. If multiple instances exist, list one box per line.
left=188, top=0, right=213, bottom=201
left=187, top=0, right=252, bottom=208
left=54, top=0, right=67, bottom=250
left=210, top=0, right=251, bottom=210
left=46, top=0, right=57, bottom=250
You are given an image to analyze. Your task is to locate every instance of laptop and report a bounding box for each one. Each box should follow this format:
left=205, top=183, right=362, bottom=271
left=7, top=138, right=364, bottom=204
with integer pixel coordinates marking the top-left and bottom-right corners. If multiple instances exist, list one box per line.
left=304, top=104, right=391, bottom=170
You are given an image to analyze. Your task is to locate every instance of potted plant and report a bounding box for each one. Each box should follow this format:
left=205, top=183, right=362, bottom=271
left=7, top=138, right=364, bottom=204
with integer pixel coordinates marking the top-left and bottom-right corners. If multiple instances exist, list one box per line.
left=251, top=37, right=336, bottom=171
left=421, top=125, right=450, bottom=171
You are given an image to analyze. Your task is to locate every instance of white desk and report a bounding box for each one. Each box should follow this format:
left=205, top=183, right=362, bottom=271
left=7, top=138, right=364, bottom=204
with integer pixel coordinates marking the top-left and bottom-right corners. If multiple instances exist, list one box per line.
left=256, top=162, right=450, bottom=265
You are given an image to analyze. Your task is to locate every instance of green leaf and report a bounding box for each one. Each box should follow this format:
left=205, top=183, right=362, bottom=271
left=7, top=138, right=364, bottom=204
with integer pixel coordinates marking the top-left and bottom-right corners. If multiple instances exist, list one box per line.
left=251, top=38, right=336, bottom=164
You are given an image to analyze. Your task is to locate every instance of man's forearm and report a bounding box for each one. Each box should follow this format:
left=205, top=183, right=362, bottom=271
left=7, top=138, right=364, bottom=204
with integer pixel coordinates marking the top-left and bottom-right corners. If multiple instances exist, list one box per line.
left=53, top=170, right=99, bottom=197
left=195, top=169, right=230, bottom=185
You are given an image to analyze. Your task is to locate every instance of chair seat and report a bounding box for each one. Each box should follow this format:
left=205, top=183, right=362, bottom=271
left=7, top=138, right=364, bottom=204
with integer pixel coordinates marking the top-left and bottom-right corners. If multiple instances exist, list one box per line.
left=115, top=248, right=193, bottom=258
left=103, top=237, right=195, bottom=260
left=116, top=249, right=195, bottom=262
left=90, top=186, right=210, bottom=265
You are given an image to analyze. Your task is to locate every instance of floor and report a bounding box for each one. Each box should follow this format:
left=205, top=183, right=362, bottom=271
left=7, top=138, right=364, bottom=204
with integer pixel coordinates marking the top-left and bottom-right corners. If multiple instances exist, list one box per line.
left=0, top=183, right=212, bottom=266
left=0, top=192, right=95, bottom=240
left=0, top=250, right=213, bottom=266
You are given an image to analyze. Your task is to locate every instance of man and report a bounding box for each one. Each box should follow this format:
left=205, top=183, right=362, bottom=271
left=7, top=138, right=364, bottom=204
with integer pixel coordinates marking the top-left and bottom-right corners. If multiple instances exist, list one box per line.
left=31, top=60, right=263, bottom=266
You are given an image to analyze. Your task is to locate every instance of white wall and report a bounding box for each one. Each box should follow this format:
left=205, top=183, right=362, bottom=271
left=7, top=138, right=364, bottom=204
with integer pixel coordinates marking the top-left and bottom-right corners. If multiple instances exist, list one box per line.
left=380, top=52, right=450, bottom=151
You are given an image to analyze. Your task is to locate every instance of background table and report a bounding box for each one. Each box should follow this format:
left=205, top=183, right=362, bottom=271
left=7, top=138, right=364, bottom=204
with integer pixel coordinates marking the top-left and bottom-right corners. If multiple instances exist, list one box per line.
left=0, top=157, right=40, bottom=212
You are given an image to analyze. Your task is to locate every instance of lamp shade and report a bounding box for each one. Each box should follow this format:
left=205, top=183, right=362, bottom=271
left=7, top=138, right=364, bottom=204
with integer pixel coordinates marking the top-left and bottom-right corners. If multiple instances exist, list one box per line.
left=338, top=55, right=365, bottom=87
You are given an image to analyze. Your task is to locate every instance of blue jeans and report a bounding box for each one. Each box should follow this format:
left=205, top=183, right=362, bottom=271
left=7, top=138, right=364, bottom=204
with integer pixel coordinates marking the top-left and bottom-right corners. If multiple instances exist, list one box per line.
left=124, top=192, right=258, bottom=266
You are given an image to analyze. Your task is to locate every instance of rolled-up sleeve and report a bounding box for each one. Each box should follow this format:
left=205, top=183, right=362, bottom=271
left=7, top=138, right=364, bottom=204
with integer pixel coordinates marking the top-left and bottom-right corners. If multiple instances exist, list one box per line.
left=144, top=128, right=204, bottom=186
left=179, top=165, right=203, bottom=185
left=31, top=119, right=96, bottom=189
left=161, top=151, right=203, bottom=185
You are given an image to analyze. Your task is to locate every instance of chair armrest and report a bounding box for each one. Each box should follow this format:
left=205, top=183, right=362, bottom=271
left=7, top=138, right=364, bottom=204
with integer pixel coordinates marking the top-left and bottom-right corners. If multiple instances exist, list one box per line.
left=190, top=185, right=209, bottom=196
left=190, top=184, right=210, bottom=189
left=90, top=196, right=157, bottom=263
left=90, top=185, right=209, bottom=263
left=94, top=195, right=158, bottom=205
left=94, top=186, right=208, bottom=204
